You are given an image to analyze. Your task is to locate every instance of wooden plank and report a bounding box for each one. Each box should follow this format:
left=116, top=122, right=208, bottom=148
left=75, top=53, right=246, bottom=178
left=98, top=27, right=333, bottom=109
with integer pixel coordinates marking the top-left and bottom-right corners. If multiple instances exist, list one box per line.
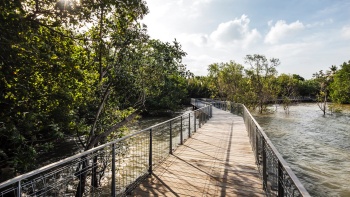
left=129, top=107, right=264, bottom=197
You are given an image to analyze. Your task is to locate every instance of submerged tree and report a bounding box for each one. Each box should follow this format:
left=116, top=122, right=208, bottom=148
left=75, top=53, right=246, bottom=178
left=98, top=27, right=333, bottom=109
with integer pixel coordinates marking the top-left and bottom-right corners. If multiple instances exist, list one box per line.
left=313, top=68, right=335, bottom=115
left=277, top=74, right=299, bottom=114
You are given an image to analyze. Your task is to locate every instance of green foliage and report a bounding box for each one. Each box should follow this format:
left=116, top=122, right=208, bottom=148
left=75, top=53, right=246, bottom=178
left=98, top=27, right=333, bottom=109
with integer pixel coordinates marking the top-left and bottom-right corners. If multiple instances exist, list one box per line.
left=187, top=76, right=211, bottom=99
left=244, top=54, right=280, bottom=113
left=202, top=55, right=280, bottom=113
left=0, top=0, right=188, bottom=180
left=298, top=79, right=319, bottom=97
left=330, top=61, right=350, bottom=104
left=143, top=40, right=189, bottom=111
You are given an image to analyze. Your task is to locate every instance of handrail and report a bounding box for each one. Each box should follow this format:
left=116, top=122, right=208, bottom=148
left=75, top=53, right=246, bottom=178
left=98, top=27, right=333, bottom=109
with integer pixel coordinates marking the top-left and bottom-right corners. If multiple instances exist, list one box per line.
left=206, top=99, right=310, bottom=197
left=0, top=104, right=212, bottom=196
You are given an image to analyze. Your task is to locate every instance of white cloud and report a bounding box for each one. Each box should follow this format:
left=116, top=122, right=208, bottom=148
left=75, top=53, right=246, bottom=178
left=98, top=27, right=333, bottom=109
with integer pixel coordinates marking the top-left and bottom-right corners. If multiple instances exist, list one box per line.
left=306, top=18, right=333, bottom=28
left=210, top=15, right=261, bottom=47
left=143, top=0, right=350, bottom=79
left=264, top=20, right=305, bottom=44
left=341, top=26, right=350, bottom=39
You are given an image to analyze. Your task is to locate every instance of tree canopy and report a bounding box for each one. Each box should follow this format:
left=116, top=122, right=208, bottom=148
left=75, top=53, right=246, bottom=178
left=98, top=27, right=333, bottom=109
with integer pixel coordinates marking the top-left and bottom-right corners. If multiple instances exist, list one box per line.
left=0, top=0, right=190, bottom=186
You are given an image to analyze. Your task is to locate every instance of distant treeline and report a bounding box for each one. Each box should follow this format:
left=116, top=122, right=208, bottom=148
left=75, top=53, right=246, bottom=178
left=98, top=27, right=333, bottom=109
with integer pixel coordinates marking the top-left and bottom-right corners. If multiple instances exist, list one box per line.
left=187, top=55, right=350, bottom=113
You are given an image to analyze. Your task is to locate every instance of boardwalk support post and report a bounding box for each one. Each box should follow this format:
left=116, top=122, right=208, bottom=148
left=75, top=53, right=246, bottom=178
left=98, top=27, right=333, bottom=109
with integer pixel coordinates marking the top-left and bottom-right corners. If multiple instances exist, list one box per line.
left=111, top=143, right=116, bottom=197
left=148, top=128, right=153, bottom=174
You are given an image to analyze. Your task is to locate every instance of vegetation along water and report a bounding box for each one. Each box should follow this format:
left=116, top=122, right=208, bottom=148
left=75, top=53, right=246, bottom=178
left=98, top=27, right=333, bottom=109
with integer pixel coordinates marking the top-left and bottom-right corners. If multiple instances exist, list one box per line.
left=254, top=103, right=350, bottom=197
left=2, top=0, right=350, bottom=195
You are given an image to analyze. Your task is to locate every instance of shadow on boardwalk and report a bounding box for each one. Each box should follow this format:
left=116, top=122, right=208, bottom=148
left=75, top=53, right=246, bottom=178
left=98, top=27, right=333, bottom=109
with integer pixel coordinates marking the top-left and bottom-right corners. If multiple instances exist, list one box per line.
left=129, top=108, right=264, bottom=197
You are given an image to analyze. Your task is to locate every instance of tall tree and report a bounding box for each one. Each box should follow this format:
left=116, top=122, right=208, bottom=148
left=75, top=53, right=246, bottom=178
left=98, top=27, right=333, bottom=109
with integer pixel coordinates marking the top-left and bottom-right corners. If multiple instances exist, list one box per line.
left=313, top=69, right=333, bottom=115
left=244, top=54, right=280, bottom=113
left=217, top=61, right=245, bottom=102
left=276, top=74, right=299, bottom=113
left=330, top=61, right=350, bottom=104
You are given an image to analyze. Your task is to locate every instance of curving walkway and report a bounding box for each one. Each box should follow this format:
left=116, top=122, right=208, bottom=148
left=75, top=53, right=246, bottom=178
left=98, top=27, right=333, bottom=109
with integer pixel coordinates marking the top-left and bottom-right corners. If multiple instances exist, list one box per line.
left=129, top=107, right=264, bottom=197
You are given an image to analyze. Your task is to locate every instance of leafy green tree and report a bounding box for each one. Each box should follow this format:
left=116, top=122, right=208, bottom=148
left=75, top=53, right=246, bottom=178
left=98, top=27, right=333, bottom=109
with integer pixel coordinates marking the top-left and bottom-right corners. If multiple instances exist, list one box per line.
left=143, top=39, right=189, bottom=112
left=187, top=76, right=212, bottom=99
left=0, top=0, right=185, bottom=189
left=0, top=0, right=97, bottom=175
left=298, top=79, right=318, bottom=98
left=217, top=61, right=245, bottom=102
left=244, top=54, right=280, bottom=113
left=330, top=61, right=350, bottom=104
left=276, top=74, right=299, bottom=113
left=313, top=69, right=334, bottom=115
left=207, top=63, right=223, bottom=99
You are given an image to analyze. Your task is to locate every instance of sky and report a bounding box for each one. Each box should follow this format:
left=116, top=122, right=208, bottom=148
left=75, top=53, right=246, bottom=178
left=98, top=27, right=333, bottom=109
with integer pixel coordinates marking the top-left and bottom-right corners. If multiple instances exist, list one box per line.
left=141, top=0, right=350, bottom=79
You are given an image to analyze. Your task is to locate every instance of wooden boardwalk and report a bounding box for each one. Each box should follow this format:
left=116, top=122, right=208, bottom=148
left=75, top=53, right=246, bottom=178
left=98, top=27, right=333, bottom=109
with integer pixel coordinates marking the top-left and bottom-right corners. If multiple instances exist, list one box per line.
left=129, top=107, right=265, bottom=197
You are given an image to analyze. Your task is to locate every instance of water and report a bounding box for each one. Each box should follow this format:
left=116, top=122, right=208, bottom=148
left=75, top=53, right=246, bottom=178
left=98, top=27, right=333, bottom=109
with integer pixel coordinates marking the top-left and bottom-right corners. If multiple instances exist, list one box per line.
left=253, top=103, right=350, bottom=197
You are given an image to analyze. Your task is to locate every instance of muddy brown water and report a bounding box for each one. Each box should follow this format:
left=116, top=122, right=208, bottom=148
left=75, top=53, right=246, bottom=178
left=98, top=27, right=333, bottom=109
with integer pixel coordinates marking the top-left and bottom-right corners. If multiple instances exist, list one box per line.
left=253, top=103, right=350, bottom=197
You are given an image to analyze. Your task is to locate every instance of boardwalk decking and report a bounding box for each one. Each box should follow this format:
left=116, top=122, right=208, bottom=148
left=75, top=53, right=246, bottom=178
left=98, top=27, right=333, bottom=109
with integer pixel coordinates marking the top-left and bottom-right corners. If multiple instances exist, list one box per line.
left=129, top=107, right=265, bottom=197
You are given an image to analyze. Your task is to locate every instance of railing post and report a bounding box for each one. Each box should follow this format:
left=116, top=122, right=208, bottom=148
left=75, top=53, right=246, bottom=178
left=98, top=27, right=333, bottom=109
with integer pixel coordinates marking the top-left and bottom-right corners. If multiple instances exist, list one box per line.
left=180, top=116, right=183, bottom=145
left=188, top=114, right=191, bottom=138
left=111, top=143, right=116, bottom=197
left=194, top=111, right=197, bottom=132
left=210, top=105, right=212, bottom=117
left=262, top=140, right=267, bottom=191
left=278, top=161, right=284, bottom=197
left=169, top=121, right=173, bottom=154
left=199, top=110, right=201, bottom=128
left=255, top=126, right=259, bottom=163
left=17, top=181, right=21, bottom=197
left=148, top=128, right=152, bottom=174
left=205, top=107, right=208, bottom=123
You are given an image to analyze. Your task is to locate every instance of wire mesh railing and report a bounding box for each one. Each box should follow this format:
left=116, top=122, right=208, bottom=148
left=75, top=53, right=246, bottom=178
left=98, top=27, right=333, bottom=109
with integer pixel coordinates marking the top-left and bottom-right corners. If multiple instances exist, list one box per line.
left=0, top=103, right=212, bottom=197
left=206, top=99, right=310, bottom=197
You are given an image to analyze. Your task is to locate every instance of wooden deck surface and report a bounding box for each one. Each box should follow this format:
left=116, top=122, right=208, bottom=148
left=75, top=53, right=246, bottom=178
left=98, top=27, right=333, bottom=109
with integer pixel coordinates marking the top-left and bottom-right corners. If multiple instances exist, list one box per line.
left=129, top=107, right=265, bottom=197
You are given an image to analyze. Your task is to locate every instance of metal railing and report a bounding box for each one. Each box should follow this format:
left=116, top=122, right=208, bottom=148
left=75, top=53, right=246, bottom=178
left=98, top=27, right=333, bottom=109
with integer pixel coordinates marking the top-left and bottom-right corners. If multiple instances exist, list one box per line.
left=206, top=99, right=310, bottom=197
left=0, top=104, right=212, bottom=197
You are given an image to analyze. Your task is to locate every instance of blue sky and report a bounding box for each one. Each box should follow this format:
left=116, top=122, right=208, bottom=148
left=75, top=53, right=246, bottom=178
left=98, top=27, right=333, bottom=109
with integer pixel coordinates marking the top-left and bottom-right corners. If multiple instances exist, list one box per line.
left=142, top=0, right=350, bottom=79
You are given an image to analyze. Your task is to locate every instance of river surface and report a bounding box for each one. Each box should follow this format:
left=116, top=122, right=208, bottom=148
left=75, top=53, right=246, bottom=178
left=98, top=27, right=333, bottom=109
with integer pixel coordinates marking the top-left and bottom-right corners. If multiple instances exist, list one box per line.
left=253, top=103, right=350, bottom=197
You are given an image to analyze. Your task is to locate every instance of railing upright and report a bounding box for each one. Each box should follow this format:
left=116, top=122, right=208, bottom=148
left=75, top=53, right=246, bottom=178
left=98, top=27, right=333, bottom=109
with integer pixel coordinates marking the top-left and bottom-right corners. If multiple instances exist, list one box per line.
left=180, top=116, right=183, bottom=144
left=194, top=111, right=197, bottom=132
left=188, top=114, right=191, bottom=138
left=17, top=181, right=21, bottom=197
left=148, top=128, right=152, bottom=175
left=262, top=140, right=267, bottom=191
left=111, top=143, right=116, bottom=197
left=169, top=121, right=173, bottom=154
left=278, top=161, right=284, bottom=196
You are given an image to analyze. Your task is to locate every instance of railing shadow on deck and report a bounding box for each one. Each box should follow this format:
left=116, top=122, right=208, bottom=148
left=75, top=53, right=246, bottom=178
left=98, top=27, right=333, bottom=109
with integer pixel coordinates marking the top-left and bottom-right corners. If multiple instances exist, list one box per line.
left=200, top=98, right=311, bottom=197
left=0, top=103, right=212, bottom=197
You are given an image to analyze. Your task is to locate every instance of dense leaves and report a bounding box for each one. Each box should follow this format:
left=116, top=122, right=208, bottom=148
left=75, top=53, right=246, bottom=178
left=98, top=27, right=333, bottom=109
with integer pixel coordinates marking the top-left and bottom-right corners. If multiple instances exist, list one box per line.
left=0, top=0, right=188, bottom=185
left=330, top=61, right=350, bottom=104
